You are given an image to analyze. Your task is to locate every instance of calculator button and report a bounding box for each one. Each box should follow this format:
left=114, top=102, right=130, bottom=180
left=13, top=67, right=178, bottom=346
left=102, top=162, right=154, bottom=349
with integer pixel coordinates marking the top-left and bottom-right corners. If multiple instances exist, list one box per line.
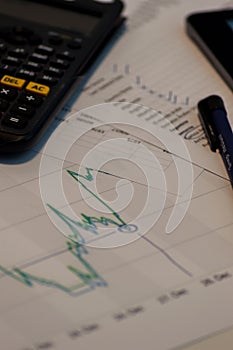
left=0, top=75, right=26, bottom=89
left=56, top=51, right=75, bottom=61
left=26, top=81, right=50, bottom=96
left=30, top=52, right=49, bottom=63
left=8, top=48, right=27, bottom=58
left=2, top=56, right=21, bottom=66
left=37, top=75, right=58, bottom=86
left=0, top=86, right=18, bottom=100
left=36, top=44, right=54, bottom=55
left=67, top=37, right=83, bottom=50
left=16, top=69, right=36, bottom=79
left=44, top=67, right=63, bottom=78
left=23, top=61, right=42, bottom=72
left=2, top=114, right=28, bottom=129
left=50, top=59, right=69, bottom=69
left=0, top=99, right=9, bottom=111
left=11, top=104, right=35, bottom=117
left=18, top=92, right=43, bottom=106
left=0, top=64, right=16, bottom=75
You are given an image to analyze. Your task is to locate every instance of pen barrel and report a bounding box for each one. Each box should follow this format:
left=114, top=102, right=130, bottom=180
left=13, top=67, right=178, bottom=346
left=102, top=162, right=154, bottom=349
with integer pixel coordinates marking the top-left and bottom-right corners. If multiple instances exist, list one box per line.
left=212, top=109, right=233, bottom=185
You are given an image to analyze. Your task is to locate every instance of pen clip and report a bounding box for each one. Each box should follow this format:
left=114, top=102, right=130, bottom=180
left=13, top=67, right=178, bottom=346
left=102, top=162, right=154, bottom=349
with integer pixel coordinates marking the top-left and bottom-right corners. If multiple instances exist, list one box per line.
left=197, top=95, right=226, bottom=152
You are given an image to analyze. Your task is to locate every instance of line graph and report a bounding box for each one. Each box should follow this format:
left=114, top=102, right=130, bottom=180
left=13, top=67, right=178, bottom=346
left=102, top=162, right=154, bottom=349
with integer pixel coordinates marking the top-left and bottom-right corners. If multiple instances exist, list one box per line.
left=0, top=120, right=229, bottom=302
left=0, top=241, right=106, bottom=297
left=0, top=161, right=193, bottom=296
left=47, top=165, right=192, bottom=277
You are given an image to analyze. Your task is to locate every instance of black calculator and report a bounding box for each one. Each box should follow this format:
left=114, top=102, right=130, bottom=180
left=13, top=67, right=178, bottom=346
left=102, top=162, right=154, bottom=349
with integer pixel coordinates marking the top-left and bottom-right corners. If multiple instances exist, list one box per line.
left=0, top=0, right=125, bottom=152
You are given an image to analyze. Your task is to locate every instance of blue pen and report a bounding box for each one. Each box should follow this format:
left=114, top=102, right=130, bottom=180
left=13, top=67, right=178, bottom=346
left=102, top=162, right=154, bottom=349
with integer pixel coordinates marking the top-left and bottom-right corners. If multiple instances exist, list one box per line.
left=198, top=95, right=233, bottom=188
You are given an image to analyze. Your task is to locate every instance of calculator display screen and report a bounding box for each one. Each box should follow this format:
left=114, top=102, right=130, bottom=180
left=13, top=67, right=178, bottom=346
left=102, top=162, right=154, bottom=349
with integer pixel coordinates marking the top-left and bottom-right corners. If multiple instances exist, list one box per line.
left=0, top=0, right=100, bottom=35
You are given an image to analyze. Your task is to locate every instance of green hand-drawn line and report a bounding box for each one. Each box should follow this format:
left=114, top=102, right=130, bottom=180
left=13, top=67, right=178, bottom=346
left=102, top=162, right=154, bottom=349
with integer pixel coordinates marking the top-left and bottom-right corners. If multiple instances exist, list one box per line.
left=48, top=168, right=137, bottom=243
left=0, top=168, right=139, bottom=296
left=0, top=241, right=107, bottom=296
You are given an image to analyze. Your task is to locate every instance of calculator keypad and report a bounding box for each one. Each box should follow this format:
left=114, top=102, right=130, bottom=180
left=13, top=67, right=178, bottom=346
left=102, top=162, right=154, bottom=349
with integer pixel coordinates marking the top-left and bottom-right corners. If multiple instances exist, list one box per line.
left=0, top=24, right=85, bottom=136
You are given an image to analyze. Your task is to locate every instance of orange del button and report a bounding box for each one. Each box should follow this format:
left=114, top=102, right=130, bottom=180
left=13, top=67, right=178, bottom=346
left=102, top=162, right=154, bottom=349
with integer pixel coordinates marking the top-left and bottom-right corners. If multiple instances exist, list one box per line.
left=26, top=82, right=50, bottom=96
left=1, top=75, right=26, bottom=89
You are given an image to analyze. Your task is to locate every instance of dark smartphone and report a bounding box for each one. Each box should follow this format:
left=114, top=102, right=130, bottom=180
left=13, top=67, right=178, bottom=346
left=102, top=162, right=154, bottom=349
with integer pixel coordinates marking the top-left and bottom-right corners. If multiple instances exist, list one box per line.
left=186, top=8, right=233, bottom=92
left=0, top=0, right=125, bottom=153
